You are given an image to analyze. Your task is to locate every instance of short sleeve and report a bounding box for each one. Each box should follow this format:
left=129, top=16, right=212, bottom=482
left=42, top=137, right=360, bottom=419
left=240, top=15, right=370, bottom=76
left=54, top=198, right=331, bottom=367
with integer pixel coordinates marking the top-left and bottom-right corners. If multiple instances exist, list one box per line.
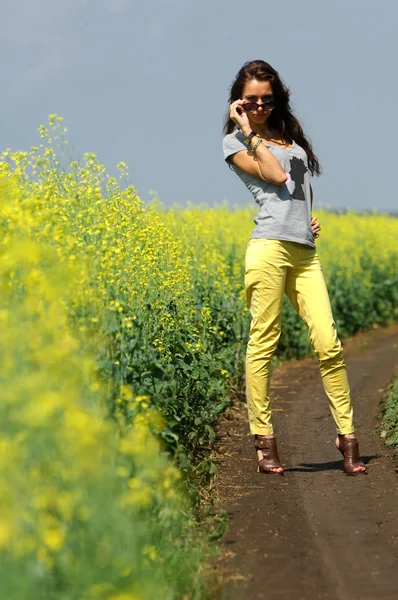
left=222, top=131, right=248, bottom=165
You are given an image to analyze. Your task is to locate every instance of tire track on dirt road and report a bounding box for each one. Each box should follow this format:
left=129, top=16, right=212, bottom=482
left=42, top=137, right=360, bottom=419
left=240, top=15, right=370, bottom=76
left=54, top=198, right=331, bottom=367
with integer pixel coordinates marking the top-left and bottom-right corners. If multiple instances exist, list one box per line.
left=212, top=325, right=398, bottom=600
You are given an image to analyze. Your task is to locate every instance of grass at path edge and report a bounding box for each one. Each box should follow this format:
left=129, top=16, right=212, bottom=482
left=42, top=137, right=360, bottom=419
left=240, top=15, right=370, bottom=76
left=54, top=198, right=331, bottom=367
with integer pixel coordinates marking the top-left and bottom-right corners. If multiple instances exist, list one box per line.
left=380, top=377, right=398, bottom=454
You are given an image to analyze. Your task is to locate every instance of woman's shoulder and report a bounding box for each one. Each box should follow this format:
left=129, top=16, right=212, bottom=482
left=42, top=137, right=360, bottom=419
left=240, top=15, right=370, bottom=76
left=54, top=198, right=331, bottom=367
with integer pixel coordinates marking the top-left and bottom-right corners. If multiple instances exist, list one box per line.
left=222, top=129, right=248, bottom=165
left=222, top=128, right=247, bottom=153
left=223, top=128, right=244, bottom=142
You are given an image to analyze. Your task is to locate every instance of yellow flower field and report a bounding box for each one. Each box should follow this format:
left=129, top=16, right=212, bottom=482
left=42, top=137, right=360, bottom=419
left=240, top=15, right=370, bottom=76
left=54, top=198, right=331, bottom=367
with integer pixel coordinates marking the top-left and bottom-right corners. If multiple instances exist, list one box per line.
left=0, top=116, right=397, bottom=598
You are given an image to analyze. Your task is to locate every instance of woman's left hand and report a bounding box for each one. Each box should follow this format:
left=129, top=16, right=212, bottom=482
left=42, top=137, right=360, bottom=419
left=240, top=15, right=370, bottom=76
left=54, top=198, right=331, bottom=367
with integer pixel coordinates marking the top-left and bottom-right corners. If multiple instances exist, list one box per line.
left=311, top=216, right=321, bottom=239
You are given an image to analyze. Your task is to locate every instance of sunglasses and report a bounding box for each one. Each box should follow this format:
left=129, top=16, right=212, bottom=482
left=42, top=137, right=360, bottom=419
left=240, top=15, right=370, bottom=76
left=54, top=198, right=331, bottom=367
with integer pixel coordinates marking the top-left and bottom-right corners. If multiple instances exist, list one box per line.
left=242, top=99, right=275, bottom=112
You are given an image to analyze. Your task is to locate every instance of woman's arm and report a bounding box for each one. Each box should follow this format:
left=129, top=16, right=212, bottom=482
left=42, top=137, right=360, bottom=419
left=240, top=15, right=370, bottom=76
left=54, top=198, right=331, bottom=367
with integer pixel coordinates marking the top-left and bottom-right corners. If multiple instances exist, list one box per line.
left=231, top=126, right=287, bottom=185
left=310, top=185, right=321, bottom=238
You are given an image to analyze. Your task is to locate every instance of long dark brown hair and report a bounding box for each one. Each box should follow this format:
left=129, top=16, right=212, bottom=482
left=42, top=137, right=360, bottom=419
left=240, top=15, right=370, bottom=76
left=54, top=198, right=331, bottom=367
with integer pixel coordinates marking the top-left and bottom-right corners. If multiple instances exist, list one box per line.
left=223, top=60, right=322, bottom=177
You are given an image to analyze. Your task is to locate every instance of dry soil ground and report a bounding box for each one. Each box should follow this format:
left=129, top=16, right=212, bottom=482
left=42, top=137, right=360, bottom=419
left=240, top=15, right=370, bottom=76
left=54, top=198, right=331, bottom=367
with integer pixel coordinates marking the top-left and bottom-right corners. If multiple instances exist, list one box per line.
left=211, top=324, right=398, bottom=600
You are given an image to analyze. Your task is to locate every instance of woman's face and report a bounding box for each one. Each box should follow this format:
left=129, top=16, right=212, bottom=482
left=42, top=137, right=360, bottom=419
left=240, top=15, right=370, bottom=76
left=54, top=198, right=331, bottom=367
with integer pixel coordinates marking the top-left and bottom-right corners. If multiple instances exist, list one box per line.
left=241, top=79, right=274, bottom=129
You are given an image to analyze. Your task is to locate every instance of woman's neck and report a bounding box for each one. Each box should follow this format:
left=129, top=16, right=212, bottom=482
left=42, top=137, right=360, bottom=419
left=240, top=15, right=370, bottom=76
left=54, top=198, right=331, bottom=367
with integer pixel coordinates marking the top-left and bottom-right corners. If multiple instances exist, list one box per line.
left=254, top=127, right=276, bottom=140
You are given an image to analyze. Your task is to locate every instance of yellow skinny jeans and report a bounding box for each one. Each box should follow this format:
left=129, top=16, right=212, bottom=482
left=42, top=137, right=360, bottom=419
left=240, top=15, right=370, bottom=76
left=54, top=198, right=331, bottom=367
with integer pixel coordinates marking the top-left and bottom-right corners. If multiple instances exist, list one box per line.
left=245, top=238, right=354, bottom=436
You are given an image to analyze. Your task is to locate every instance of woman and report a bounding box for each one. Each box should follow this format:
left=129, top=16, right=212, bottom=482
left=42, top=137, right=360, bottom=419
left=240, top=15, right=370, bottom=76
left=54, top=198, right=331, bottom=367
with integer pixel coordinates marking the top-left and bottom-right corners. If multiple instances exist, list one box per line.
left=222, top=60, right=366, bottom=476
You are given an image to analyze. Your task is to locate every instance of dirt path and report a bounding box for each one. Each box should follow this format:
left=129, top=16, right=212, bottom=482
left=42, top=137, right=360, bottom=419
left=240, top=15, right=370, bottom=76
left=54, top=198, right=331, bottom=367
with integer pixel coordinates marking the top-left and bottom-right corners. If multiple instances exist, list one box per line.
left=211, top=324, right=398, bottom=600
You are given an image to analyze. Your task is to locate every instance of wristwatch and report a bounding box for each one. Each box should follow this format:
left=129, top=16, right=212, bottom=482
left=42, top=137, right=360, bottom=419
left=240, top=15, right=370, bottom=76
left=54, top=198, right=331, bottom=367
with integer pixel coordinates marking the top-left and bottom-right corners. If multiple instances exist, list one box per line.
left=243, top=130, right=258, bottom=146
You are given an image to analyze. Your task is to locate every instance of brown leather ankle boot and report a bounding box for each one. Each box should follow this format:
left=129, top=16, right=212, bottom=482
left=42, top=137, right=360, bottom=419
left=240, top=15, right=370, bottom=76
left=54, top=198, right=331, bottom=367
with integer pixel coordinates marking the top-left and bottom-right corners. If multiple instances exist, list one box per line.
left=254, top=435, right=284, bottom=475
left=337, top=435, right=366, bottom=475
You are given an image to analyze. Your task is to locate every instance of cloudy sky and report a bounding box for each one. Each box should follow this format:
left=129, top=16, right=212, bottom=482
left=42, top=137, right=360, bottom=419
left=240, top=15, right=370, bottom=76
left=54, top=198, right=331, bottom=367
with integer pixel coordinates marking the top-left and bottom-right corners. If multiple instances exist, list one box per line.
left=1, top=0, right=396, bottom=212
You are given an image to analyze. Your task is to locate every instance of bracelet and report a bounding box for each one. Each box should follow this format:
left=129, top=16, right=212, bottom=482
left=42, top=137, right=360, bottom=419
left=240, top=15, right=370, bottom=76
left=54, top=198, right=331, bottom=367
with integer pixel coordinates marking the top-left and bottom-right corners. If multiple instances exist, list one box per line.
left=252, top=138, right=262, bottom=153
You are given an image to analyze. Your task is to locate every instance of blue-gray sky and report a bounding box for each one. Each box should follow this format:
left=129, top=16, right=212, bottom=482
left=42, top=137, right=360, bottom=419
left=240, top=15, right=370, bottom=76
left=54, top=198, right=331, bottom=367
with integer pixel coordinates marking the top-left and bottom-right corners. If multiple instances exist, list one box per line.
left=1, top=0, right=397, bottom=212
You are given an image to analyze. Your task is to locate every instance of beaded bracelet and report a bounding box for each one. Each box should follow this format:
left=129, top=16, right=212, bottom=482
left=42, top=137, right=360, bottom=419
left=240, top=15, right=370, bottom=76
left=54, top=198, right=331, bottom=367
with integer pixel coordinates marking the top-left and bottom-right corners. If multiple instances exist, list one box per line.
left=252, top=138, right=262, bottom=153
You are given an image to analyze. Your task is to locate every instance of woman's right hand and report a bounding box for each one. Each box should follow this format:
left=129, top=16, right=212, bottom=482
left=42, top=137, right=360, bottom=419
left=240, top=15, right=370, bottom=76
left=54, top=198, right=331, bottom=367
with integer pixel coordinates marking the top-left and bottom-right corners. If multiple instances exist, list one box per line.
left=229, top=99, right=250, bottom=132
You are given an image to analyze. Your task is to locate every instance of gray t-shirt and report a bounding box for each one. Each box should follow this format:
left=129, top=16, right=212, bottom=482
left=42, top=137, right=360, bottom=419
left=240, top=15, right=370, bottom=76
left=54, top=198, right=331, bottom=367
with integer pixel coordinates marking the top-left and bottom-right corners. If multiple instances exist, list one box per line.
left=223, top=128, right=315, bottom=248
